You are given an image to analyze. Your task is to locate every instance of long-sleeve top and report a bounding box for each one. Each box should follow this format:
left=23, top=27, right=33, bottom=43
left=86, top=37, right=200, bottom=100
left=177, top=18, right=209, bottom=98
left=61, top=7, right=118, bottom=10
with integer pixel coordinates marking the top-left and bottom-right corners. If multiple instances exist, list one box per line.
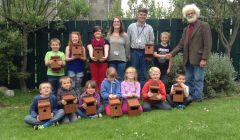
left=121, top=81, right=141, bottom=100
left=101, top=78, right=122, bottom=105
left=57, top=87, right=79, bottom=108
left=106, top=33, right=130, bottom=62
left=141, top=79, right=167, bottom=102
left=78, top=92, right=101, bottom=108
left=29, top=94, right=57, bottom=118
left=127, top=22, right=154, bottom=49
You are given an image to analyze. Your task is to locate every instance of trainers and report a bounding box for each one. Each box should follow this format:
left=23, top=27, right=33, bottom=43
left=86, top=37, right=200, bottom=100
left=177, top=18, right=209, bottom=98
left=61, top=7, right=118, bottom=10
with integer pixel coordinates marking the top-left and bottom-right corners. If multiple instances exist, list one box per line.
left=77, top=116, right=81, bottom=120
left=176, top=105, right=185, bottom=110
left=33, top=125, right=38, bottom=130
left=90, top=115, right=98, bottom=119
left=98, top=113, right=102, bottom=118
left=38, top=125, right=45, bottom=130
left=54, top=122, right=59, bottom=126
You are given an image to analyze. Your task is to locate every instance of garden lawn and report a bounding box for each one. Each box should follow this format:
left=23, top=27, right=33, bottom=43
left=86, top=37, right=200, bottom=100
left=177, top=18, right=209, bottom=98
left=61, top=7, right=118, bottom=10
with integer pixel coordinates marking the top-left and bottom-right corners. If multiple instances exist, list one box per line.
left=1, top=92, right=240, bottom=140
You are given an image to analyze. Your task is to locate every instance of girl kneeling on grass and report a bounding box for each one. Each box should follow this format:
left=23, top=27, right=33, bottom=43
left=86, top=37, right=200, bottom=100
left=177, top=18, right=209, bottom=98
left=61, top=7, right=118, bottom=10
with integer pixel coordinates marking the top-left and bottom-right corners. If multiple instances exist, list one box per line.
left=77, top=80, right=103, bottom=119
left=121, top=67, right=143, bottom=113
left=101, top=67, right=122, bottom=116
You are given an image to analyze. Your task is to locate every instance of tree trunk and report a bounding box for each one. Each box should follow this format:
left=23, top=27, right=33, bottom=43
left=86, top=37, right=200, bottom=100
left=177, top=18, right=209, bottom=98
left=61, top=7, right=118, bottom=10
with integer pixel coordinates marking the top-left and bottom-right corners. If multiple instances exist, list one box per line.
left=225, top=47, right=231, bottom=58
left=19, top=30, right=28, bottom=92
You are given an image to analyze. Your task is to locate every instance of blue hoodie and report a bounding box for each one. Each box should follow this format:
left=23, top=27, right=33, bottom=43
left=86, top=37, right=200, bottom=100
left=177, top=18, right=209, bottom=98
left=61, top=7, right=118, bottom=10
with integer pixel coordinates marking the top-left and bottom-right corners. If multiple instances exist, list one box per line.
left=29, top=94, right=57, bottom=118
left=101, top=78, right=122, bottom=105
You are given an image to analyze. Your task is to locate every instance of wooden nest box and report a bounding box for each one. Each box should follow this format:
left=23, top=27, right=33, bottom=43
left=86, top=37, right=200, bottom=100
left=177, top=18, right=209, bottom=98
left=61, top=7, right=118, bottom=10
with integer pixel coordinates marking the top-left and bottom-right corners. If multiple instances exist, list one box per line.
left=172, top=86, right=184, bottom=103
left=38, top=99, right=51, bottom=121
left=93, top=47, right=104, bottom=60
left=83, top=96, right=97, bottom=115
left=62, top=94, right=77, bottom=114
left=109, top=98, right=122, bottom=117
left=127, top=97, right=141, bottom=116
left=50, top=56, right=61, bottom=72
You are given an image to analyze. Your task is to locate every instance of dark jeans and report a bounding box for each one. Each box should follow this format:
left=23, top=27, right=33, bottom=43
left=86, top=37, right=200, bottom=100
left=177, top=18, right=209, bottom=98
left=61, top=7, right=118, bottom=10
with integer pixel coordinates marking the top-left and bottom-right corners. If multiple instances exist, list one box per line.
left=108, top=61, right=127, bottom=82
left=48, top=76, right=61, bottom=96
left=160, top=74, right=168, bottom=86
left=24, top=109, right=64, bottom=126
left=130, top=49, right=147, bottom=87
left=166, top=94, right=193, bottom=107
left=77, top=105, right=103, bottom=118
left=142, top=101, right=172, bottom=112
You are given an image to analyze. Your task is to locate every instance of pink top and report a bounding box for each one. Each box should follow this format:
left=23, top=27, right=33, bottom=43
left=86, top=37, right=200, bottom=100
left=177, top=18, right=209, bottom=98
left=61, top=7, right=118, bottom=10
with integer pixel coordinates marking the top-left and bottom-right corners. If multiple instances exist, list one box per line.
left=121, top=81, right=141, bottom=99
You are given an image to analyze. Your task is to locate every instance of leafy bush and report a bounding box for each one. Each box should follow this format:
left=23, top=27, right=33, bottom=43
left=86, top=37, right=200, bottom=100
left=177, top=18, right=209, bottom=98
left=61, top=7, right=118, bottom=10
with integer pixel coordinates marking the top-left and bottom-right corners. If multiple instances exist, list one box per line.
left=204, top=53, right=237, bottom=97
left=168, top=53, right=237, bottom=98
left=0, top=28, right=22, bottom=83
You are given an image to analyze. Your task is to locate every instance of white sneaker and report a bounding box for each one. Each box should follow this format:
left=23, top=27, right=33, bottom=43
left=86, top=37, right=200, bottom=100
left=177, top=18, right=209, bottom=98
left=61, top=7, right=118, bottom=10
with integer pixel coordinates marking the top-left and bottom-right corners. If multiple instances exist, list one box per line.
left=98, top=113, right=102, bottom=118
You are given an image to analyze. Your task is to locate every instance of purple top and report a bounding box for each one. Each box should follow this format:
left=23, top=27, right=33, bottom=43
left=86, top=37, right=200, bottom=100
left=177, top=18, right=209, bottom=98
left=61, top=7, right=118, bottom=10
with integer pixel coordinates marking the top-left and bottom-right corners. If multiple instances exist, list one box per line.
left=121, top=81, right=141, bottom=99
left=66, top=49, right=85, bottom=72
left=78, top=92, right=101, bottom=108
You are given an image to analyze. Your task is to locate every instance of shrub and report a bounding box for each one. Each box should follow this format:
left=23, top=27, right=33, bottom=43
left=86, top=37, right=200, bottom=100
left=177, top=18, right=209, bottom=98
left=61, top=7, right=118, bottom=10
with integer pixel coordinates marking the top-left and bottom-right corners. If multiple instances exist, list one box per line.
left=204, top=53, right=237, bottom=98
left=168, top=53, right=237, bottom=98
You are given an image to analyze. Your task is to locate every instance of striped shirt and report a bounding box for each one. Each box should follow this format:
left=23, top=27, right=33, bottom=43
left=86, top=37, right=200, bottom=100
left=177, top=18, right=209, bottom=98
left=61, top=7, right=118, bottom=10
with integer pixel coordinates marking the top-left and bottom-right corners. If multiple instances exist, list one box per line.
left=127, top=22, right=154, bottom=49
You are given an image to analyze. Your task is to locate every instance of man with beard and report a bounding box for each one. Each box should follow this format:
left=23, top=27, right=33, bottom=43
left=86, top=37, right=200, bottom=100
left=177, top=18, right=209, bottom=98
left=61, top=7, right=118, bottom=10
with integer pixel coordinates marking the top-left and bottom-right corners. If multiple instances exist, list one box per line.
left=166, top=4, right=212, bottom=102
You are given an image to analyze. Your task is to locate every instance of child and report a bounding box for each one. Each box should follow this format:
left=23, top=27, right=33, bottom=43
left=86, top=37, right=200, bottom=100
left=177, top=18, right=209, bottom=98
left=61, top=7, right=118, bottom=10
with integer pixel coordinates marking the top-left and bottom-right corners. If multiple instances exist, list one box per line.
left=87, top=26, right=110, bottom=91
left=167, top=73, right=193, bottom=109
left=24, top=82, right=64, bottom=130
left=45, top=38, right=65, bottom=96
left=77, top=80, right=103, bottom=119
left=57, top=76, right=78, bottom=123
left=121, top=67, right=143, bottom=113
left=142, top=67, right=172, bottom=111
left=101, top=67, right=122, bottom=116
left=153, top=32, right=172, bottom=85
left=65, top=32, right=86, bottom=92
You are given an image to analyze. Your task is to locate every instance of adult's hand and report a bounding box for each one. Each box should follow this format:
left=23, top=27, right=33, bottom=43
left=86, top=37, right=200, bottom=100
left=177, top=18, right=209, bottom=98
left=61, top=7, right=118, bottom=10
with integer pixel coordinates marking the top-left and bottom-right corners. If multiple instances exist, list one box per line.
left=200, top=59, right=207, bottom=67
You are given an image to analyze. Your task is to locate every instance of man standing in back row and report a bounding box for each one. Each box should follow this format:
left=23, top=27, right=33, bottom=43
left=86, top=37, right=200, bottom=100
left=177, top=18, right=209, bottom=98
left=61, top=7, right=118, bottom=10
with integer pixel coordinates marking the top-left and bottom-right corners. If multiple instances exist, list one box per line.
left=127, top=8, right=154, bottom=87
left=167, top=4, right=212, bottom=102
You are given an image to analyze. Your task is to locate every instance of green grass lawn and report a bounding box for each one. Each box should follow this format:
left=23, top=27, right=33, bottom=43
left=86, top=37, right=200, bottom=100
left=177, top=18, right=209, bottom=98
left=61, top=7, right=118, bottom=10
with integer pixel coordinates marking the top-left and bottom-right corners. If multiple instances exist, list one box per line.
left=1, top=91, right=240, bottom=140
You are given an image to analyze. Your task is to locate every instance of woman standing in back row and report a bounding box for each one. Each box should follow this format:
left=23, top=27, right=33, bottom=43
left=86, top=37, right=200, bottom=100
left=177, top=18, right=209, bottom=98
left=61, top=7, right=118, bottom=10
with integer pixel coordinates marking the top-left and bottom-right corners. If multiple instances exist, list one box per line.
left=106, top=16, right=130, bottom=81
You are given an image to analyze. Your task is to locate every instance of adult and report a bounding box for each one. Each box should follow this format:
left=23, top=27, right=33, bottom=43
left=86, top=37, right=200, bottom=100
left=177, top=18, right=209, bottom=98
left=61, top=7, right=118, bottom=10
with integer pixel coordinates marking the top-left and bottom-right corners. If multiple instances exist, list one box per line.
left=106, top=16, right=130, bottom=81
left=167, top=4, right=212, bottom=102
left=87, top=26, right=110, bottom=92
left=127, top=8, right=154, bottom=87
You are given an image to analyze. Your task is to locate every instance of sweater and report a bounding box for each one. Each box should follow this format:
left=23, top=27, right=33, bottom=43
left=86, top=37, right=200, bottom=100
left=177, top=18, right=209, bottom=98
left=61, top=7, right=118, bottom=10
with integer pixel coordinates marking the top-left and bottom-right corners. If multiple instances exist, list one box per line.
left=29, top=94, right=57, bottom=118
left=78, top=92, right=101, bottom=108
left=106, top=33, right=130, bottom=62
left=141, top=79, right=166, bottom=102
left=57, top=87, right=79, bottom=107
left=121, top=81, right=141, bottom=100
left=101, top=78, right=122, bottom=105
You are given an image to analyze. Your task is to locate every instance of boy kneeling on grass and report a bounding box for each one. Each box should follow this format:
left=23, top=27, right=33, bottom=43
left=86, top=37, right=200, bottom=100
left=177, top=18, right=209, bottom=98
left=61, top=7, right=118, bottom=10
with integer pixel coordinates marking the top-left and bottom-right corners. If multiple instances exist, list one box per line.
left=24, top=82, right=64, bottom=130
left=167, top=73, right=193, bottom=109
left=142, top=67, right=172, bottom=111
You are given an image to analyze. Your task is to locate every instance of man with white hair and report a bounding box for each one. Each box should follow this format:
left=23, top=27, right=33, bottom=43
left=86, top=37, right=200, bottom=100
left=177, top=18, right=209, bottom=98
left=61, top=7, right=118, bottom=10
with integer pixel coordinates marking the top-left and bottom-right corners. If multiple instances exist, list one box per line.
left=167, top=4, right=212, bottom=102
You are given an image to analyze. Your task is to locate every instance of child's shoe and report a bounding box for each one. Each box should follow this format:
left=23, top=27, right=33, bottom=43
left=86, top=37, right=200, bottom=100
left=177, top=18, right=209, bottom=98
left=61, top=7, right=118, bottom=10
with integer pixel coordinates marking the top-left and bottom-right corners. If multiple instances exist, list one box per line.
left=77, top=115, right=81, bottom=120
left=33, top=125, right=38, bottom=130
left=54, top=122, right=59, bottom=126
left=98, top=113, right=102, bottom=118
left=38, top=125, right=45, bottom=130
left=90, top=114, right=98, bottom=119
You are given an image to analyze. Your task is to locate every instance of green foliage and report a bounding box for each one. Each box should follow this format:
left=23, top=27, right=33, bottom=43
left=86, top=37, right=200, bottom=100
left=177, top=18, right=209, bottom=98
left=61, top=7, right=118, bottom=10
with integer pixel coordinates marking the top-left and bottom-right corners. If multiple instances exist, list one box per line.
left=57, top=0, right=90, bottom=20
left=109, top=0, right=124, bottom=19
left=204, top=53, right=237, bottom=97
left=0, top=28, right=23, bottom=82
left=168, top=53, right=237, bottom=98
left=124, top=0, right=170, bottom=19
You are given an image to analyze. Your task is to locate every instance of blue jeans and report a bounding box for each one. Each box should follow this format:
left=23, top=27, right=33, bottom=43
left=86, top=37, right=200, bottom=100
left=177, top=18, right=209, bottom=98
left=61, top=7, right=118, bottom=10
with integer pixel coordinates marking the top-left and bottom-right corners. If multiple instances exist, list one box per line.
left=130, top=50, right=147, bottom=87
left=68, top=71, right=83, bottom=91
left=142, top=101, right=172, bottom=112
left=160, top=74, right=168, bottom=86
left=108, top=62, right=126, bottom=81
left=24, top=109, right=64, bottom=126
left=48, top=76, right=60, bottom=96
left=185, top=64, right=205, bottom=100
left=77, top=105, right=103, bottom=118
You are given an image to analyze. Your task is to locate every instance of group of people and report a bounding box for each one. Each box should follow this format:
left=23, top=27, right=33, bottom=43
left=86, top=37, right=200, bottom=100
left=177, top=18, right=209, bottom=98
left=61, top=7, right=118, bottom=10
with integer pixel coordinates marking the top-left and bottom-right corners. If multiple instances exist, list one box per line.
left=24, top=3, right=212, bottom=130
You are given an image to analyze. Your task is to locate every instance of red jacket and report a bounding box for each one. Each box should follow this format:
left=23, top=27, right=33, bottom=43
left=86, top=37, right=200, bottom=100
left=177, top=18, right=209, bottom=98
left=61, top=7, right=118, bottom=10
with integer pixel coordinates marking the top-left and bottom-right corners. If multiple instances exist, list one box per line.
left=141, top=79, right=166, bottom=102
